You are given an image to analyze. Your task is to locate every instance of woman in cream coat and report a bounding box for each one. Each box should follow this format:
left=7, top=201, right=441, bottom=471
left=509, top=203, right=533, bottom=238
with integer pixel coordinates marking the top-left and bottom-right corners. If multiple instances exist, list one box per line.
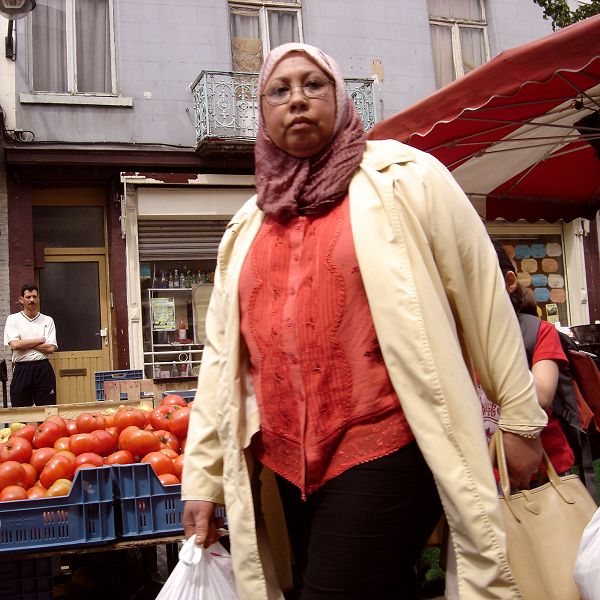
left=182, top=43, right=547, bottom=600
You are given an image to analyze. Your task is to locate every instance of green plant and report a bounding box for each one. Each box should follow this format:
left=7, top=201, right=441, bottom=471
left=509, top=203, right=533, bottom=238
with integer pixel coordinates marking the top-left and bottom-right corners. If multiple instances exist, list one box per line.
left=533, top=0, right=600, bottom=29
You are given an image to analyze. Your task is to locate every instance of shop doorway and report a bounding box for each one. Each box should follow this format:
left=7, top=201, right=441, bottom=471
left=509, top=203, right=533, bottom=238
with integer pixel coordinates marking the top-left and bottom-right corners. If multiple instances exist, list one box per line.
left=39, top=254, right=111, bottom=404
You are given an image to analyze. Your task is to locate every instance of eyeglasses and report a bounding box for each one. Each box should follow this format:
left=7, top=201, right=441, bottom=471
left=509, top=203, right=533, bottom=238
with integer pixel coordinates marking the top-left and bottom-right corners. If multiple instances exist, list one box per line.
left=262, top=78, right=334, bottom=106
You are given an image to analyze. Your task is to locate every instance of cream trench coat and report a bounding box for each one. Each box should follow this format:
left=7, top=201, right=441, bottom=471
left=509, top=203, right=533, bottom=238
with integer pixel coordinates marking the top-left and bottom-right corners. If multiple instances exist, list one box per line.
left=182, top=140, right=548, bottom=600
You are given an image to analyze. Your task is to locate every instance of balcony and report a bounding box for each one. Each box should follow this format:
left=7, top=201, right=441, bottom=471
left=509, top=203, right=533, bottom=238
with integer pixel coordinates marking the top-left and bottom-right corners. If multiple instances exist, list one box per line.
left=191, top=71, right=377, bottom=156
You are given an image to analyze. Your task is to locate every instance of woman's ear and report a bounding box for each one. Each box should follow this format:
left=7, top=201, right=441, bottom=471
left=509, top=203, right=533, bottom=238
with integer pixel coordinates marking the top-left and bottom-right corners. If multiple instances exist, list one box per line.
left=505, top=271, right=519, bottom=293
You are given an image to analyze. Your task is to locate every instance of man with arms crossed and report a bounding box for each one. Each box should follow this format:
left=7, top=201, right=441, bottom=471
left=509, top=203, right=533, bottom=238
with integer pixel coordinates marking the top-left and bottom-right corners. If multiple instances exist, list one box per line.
left=4, top=283, right=58, bottom=406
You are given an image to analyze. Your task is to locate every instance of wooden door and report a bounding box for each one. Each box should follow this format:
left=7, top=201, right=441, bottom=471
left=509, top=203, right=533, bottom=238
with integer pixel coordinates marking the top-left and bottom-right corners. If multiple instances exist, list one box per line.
left=40, top=253, right=111, bottom=404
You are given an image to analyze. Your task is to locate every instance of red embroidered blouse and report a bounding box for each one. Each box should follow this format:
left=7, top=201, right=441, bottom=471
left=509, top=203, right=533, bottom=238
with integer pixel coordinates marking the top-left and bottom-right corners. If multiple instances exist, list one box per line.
left=239, top=197, right=414, bottom=497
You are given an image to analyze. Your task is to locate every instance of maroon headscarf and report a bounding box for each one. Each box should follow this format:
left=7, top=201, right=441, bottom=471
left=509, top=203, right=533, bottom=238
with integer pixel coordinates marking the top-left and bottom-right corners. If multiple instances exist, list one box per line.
left=254, top=43, right=367, bottom=223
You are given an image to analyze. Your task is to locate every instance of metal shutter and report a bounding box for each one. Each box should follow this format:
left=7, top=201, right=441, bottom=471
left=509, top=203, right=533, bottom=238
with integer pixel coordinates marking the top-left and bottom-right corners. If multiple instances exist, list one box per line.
left=137, top=220, right=230, bottom=261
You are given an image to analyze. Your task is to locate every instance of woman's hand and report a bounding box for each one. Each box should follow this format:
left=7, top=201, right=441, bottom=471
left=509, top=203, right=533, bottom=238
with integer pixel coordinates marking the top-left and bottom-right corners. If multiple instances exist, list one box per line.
left=183, top=500, right=224, bottom=547
left=502, top=431, right=543, bottom=490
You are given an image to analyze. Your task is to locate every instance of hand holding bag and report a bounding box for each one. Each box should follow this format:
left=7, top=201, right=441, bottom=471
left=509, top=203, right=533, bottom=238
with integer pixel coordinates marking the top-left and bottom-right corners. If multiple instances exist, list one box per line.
left=156, top=535, right=238, bottom=600
left=490, top=429, right=597, bottom=600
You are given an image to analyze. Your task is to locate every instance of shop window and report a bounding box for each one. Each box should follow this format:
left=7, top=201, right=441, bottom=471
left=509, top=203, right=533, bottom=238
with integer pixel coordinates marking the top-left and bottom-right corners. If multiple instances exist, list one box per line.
left=229, top=0, right=302, bottom=72
left=30, top=0, right=115, bottom=94
left=138, top=219, right=229, bottom=381
left=427, top=0, right=489, bottom=88
left=494, top=234, right=569, bottom=326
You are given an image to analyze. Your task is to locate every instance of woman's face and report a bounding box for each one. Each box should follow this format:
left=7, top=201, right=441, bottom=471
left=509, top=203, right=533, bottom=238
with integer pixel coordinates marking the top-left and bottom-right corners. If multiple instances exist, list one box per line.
left=261, top=54, right=336, bottom=158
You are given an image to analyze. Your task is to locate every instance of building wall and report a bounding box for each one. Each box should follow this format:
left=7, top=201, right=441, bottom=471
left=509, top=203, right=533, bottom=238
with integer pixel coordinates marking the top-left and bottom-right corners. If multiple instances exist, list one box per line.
left=13, top=0, right=555, bottom=143
left=0, top=131, right=11, bottom=392
left=0, top=16, right=14, bottom=392
left=486, top=0, right=552, bottom=53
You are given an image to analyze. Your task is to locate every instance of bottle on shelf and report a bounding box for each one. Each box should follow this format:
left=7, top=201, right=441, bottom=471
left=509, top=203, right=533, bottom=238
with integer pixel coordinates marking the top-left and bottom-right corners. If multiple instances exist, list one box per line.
left=178, top=320, right=187, bottom=340
left=168, top=271, right=174, bottom=288
left=173, top=269, right=180, bottom=288
left=170, top=361, right=178, bottom=378
left=179, top=271, right=185, bottom=288
left=160, top=271, right=168, bottom=288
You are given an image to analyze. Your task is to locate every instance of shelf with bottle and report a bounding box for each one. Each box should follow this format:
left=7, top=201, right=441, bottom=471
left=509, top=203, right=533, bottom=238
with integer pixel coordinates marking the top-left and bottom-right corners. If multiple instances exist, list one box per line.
left=149, top=359, right=200, bottom=380
left=152, top=267, right=215, bottom=290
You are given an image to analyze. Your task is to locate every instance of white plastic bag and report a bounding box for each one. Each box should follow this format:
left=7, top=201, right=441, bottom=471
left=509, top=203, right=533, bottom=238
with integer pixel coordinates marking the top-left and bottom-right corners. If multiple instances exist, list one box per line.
left=574, top=506, right=600, bottom=600
left=156, top=535, right=238, bottom=600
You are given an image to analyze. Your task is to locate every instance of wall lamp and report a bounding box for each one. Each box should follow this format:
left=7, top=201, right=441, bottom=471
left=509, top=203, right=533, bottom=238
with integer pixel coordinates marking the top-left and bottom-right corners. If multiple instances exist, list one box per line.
left=1, top=0, right=36, bottom=60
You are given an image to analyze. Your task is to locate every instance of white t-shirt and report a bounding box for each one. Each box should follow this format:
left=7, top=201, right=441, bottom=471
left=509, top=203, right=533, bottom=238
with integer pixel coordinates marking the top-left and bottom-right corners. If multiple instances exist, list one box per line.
left=3, top=311, right=58, bottom=363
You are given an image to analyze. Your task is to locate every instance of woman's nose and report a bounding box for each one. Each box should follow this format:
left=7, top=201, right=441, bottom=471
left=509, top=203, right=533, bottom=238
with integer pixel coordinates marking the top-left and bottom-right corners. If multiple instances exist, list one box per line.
left=288, top=86, right=308, bottom=106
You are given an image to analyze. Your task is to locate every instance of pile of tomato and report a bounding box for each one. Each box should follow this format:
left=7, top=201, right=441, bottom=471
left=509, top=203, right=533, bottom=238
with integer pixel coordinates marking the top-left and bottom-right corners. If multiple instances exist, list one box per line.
left=0, top=394, right=191, bottom=502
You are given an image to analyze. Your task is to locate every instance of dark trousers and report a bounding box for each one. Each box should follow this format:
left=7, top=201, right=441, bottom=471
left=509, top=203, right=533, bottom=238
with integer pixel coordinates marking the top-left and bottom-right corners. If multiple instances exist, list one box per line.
left=277, top=441, right=443, bottom=600
left=10, top=360, right=57, bottom=407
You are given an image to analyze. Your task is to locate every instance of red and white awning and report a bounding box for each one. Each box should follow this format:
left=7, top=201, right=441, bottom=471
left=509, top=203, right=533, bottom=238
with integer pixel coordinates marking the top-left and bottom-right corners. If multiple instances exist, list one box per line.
left=369, top=14, right=600, bottom=222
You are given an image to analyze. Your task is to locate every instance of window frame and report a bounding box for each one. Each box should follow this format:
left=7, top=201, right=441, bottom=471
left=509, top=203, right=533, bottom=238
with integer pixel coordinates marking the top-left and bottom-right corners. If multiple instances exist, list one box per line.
left=428, top=0, right=490, bottom=85
left=228, top=0, right=303, bottom=67
left=26, top=0, right=119, bottom=99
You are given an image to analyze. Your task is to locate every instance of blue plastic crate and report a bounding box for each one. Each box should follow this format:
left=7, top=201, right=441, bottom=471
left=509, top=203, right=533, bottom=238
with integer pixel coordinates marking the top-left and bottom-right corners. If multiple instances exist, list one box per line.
left=0, top=557, right=54, bottom=600
left=95, top=369, right=143, bottom=401
left=111, top=463, right=183, bottom=538
left=0, top=467, right=115, bottom=553
left=162, top=389, right=196, bottom=403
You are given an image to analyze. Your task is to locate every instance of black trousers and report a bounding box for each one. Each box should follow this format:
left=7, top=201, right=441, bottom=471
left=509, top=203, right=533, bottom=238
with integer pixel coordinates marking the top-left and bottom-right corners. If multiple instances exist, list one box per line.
left=10, top=360, right=57, bottom=407
left=277, top=441, right=443, bottom=600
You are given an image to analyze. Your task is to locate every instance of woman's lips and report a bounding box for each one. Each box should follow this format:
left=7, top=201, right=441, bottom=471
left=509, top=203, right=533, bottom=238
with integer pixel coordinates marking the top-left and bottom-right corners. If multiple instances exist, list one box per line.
left=289, top=118, right=313, bottom=129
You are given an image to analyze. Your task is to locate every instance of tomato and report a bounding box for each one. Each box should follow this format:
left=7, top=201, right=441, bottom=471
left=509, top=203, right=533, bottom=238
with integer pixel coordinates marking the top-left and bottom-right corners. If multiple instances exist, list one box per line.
left=114, top=409, right=147, bottom=432
left=0, top=436, right=33, bottom=463
left=55, top=450, right=76, bottom=462
left=180, top=438, right=186, bottom=454
left=91, top=429, right=116, bottom=456
left=142, top=451, right=175, bottom=476
left=33, top=422, right=62, bottom=449
left=119, top=427, right=160, bottom=459
left=149, top=405, right=179, bottom=432
left=105, top=450, right=135, bottom=465
left=73, top=453, right=104, bottom=468
left=106, top=426, right=120, bottom=445
left=159, top=448, right=178, bottom=459
left=103, top=413, right=116, bottom=428
left=158, top=473, right=180, bottom=486
left=0, top=461, right=26, bottom=490
left=40, top=455, right=74, bottom=489
left=169, top=407, right=191, bottom=440
left=0, top=485, right=27, bottom=501
left=54, top=436, right=71, bottom=451
left=65, top=419, right=78, bottom=435
left=152, top=429, right=179, bottom=452
left=69, top=433, right=101, bottom=456
left=45, top=415, right=68, bottom=437
left=173, top=454, right=185, bottom=479
left=27, top=485, right=47, bottom=499
left=30, top=447, right=56, bottom=474
left=47, top=478, right=71, bottom=497
left=161, top=394, right=187, bottom=408
left=76, top=413, right=107, bottom=434
left=9, top=424, right=36, bottom=443
left=21, top=463, right=37, bottom=489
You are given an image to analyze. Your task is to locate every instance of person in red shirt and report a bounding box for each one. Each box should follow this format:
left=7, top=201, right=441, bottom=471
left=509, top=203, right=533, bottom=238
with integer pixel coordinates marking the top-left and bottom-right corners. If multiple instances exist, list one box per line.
left=490, top=240, right=574, bottom=476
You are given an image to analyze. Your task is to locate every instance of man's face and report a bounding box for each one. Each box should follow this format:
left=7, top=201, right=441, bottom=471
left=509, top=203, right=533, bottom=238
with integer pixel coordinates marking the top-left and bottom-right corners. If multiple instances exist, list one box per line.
left=21, top=290, right=39, bottom=312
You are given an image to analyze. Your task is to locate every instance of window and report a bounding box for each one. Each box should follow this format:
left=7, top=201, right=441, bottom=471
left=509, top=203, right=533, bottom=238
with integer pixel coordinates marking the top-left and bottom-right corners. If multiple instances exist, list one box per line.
left=427, top=0, right=489, bottom=88
left=30, top=0, right=115, bottom=95
left=228, top=1, right=302, bottom=72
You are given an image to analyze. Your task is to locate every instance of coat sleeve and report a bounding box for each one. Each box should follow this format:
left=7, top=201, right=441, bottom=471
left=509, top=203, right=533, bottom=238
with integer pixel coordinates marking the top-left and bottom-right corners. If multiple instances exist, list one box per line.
left=181, top=256, right=226, bottom=504
left=417, top=153, right=548, bottom=435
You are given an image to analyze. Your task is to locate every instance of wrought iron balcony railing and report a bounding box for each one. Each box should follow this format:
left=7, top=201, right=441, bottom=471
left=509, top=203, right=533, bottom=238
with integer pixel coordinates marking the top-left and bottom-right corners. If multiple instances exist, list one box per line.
left=191, top=70, right=376, bottom=154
